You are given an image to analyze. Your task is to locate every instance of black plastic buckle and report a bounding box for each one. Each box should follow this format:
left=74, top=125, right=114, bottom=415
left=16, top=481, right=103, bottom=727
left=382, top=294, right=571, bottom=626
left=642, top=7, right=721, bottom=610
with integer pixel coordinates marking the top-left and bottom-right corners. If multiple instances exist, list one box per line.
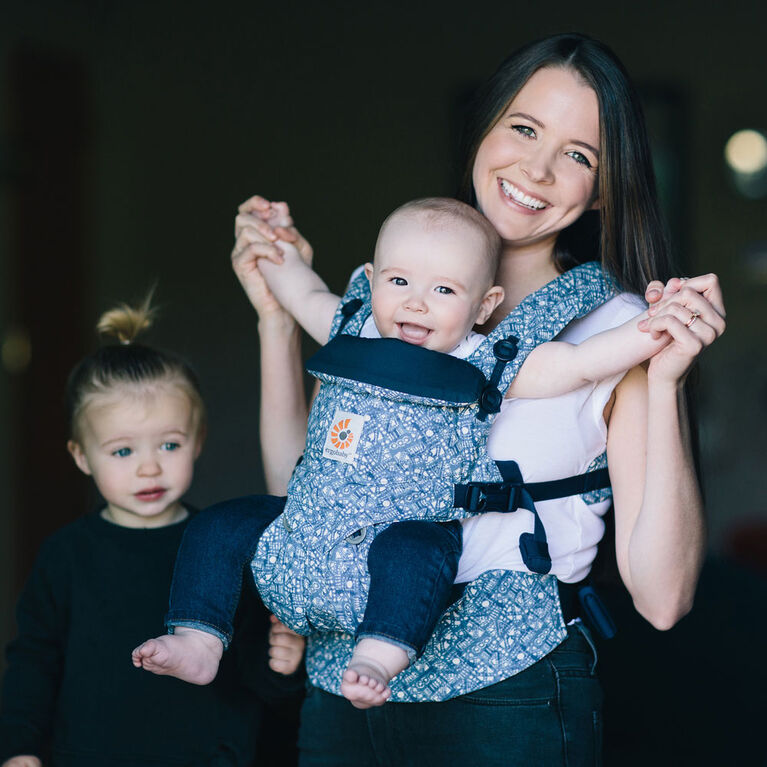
left=493, top=337, right=519, bottom=361
left=477, top=385, right=503, bottom=422
left=463, top=482, right=523, bottom=512
left=465, top=484, right=487, bottom=511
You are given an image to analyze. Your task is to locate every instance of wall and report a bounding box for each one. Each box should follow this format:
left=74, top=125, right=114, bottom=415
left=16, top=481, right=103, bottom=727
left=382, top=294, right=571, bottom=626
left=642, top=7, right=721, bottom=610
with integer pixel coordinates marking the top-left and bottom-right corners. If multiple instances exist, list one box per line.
left=2, top=0, right=765, bottom=690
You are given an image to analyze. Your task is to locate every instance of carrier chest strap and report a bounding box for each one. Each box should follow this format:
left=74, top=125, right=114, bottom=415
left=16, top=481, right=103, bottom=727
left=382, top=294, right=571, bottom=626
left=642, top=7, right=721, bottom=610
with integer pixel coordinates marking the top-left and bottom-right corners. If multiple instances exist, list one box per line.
left=476, top=337, right=519, bottom=422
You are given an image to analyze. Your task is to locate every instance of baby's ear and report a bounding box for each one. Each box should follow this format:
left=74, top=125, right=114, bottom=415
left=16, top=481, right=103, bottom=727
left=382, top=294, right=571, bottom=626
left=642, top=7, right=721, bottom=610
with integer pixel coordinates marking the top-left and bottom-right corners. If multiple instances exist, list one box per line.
left=476, top=285, right=505, bottom=325
left=363, top=263, right=375, bottom=285
left=67, top=440, right=92, bottom=476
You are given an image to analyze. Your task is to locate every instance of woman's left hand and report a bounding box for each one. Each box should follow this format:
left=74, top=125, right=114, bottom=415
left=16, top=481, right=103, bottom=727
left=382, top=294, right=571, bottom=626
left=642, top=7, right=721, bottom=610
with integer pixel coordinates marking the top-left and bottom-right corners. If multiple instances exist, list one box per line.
left=639, top=273, right=726, bottom=384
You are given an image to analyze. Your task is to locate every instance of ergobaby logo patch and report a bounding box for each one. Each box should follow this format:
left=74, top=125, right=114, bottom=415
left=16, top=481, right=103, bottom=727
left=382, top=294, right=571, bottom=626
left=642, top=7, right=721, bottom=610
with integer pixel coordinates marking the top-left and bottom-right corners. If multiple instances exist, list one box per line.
left=323, top=410, right=365, bottom=463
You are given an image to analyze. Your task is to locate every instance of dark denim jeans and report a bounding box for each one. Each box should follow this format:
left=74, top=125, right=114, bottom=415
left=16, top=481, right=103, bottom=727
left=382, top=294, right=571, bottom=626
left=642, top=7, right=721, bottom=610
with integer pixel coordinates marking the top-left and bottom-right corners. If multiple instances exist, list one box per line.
left=357, top=519, right=462, bottom=656
left=167, top=497, right=463, bottom=656
left=299, top=622, right=603, bottom=767
left=166, top=495, right=286, bottom=646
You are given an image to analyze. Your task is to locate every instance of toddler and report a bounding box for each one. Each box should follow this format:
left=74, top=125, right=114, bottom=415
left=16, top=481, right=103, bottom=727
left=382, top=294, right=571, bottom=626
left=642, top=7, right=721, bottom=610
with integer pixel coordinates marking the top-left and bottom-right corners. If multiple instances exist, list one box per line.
left=134, top=198, right=668, bottom=708
left=0, top=298, right=305, bottom=766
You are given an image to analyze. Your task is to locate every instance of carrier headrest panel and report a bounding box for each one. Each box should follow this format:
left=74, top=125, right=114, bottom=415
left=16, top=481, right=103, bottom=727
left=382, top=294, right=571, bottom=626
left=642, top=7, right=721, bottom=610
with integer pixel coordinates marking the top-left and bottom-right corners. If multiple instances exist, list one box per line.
left=306, top=335, right=487, bottom=404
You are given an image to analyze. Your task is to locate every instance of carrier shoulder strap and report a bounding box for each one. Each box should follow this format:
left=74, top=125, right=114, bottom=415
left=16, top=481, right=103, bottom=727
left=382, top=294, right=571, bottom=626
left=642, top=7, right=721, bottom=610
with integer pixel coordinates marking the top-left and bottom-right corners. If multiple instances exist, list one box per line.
left=325, top=261, right=617, bottom=419
left=329, top=268, right=373, bottom=339
left=467, top=261, right=617, bottom=420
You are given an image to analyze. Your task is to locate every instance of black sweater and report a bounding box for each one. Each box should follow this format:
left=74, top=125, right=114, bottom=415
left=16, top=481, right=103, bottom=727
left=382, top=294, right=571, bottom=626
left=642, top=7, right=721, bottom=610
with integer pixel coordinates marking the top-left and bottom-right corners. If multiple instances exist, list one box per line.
left=0, top=510, right=304, bottom=766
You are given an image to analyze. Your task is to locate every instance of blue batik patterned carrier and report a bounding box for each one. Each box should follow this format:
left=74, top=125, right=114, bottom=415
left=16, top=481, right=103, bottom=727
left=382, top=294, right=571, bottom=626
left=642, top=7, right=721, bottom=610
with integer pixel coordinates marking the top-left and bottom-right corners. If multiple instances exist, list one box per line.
left=253, top=262, right=615, bottom=643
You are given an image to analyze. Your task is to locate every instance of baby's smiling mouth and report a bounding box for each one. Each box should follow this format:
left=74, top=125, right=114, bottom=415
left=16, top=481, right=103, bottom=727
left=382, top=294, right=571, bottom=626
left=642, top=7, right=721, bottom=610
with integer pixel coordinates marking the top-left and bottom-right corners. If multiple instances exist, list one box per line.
left=397, top=323, right=432, bottom=345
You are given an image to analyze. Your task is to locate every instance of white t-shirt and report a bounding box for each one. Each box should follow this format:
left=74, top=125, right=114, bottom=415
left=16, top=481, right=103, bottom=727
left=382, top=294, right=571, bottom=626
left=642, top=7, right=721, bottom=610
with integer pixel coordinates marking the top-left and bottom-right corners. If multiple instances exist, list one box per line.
left=456, top=292, right=647, bottom=584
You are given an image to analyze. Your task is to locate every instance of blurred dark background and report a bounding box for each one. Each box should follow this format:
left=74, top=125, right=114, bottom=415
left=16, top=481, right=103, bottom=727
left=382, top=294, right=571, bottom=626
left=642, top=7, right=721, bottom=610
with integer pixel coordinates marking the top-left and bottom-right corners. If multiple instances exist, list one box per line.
left=1, top=1, right=765, bottom=764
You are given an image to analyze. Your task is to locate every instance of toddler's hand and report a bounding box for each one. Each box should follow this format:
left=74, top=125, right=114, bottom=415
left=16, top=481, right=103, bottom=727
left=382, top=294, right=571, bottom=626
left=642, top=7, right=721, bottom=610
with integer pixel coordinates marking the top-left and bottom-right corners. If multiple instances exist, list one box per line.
left=3, top=756, right=43, bottom=767
left=268, top=614, right=305, bottom=675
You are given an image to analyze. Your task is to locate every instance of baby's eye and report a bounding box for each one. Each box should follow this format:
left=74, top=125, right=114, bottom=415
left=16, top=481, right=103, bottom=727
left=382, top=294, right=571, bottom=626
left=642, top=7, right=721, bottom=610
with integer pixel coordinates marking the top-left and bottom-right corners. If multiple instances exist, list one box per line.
left=112, top=447, right=132, bottom=458
left=161, top=442, right=181, bottom=452
left=566, top=150, right=592, bottom=168
left=390, top=277, right=407, bottom=286
left=435, top=286, right=454, bottom=295
left=512, top=124, right=536, bottom=139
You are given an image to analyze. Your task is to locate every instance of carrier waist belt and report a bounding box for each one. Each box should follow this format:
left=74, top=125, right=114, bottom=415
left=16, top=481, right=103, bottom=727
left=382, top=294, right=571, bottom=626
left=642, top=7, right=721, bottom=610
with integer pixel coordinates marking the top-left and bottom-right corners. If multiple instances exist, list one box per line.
left=454, top=467, right=610, bottom=513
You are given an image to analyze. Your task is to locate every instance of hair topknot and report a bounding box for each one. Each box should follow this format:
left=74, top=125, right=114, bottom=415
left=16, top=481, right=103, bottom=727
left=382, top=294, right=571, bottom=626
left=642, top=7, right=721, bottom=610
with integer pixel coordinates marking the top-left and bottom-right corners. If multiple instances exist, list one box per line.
left=66, top=290, right=205, bottom=441
left=96, top=290, right=156, bottom=344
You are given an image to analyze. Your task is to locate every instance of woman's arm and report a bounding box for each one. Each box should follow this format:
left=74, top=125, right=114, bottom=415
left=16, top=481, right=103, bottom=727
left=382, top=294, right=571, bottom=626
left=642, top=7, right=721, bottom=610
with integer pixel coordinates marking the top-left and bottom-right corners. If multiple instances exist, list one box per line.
left=257, top=310, right=309, bottom=495
left=232, top=196, right=312, bottom=495
left=606, top=274, right=725, bottom=629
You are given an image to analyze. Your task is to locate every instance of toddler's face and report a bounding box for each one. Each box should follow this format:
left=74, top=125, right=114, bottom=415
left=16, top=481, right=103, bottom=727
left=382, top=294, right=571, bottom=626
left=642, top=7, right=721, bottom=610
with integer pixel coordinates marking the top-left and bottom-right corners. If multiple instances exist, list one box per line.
left=365, top=215, right=501, bottom=353
left=68, top=385, right=201, bottom=528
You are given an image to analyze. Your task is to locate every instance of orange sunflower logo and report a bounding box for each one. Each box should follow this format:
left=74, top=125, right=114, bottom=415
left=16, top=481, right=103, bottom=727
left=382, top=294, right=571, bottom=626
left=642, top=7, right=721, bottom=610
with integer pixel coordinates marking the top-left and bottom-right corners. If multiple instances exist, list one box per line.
left=330, top=418, right=354, bottom=449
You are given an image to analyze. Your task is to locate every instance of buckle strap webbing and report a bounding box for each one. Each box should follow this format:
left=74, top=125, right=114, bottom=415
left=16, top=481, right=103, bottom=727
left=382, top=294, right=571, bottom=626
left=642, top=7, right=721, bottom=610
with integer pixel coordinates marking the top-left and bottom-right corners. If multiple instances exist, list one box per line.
left=453, top=465, right=610, bottom=576
left=337, top=298, right=363, bottom=335
left=476, top=337, right=519, bottom=422
left=453, top=467, right=610, bottom=512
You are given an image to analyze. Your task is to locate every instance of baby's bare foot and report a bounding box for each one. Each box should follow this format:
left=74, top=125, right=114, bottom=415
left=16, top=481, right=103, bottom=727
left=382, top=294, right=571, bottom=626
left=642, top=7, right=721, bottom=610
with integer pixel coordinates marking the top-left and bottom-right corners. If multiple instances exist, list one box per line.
left=340, top=638, right=410, bottom=709
left=341, top=658, right=392, bottom=709
left=131, top=627, right=223, bottom=685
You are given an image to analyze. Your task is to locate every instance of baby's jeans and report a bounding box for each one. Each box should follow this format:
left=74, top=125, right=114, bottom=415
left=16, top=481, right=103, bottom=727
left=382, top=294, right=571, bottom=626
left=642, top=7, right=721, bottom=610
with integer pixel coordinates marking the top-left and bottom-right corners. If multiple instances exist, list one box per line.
left=356, top=519, right=463, bottom=658
left=165, top=494, right=286, bottom=647
left=166, top=497, right=462, bottom=658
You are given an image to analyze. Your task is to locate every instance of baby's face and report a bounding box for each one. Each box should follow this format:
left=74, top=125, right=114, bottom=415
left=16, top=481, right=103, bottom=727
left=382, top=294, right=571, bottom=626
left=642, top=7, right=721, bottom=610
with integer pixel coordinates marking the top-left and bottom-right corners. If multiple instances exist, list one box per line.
left=365, top=215, right=499, bottom=353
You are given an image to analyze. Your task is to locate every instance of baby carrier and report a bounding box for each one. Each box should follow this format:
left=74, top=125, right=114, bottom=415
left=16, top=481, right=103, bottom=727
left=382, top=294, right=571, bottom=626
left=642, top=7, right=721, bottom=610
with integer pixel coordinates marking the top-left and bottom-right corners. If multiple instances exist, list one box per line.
left=253, top=262, right=616, bottom=636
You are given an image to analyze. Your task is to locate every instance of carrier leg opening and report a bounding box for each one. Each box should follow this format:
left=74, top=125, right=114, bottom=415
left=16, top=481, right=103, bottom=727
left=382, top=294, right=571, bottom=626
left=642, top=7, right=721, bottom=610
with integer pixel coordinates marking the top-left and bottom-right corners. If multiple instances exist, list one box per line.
left=342, top=520, right=462, bottom=707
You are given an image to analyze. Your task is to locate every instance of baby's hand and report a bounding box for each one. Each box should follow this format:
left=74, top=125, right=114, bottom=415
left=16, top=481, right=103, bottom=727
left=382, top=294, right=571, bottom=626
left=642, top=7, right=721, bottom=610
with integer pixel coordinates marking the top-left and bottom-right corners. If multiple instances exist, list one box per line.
left=257, top=202, right=302, bottom=264
left=268, top=615, right=305, bottom=675
left=261, top=200, right=293, bottom=234
left=235, top=200, right=300, bottom=270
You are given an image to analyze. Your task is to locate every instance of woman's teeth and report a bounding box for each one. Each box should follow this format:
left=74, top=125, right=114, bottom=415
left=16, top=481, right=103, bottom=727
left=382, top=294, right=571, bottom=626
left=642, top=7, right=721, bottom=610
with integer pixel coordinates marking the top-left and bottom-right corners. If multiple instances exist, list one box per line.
left=500, top=180, right=547, bottom=210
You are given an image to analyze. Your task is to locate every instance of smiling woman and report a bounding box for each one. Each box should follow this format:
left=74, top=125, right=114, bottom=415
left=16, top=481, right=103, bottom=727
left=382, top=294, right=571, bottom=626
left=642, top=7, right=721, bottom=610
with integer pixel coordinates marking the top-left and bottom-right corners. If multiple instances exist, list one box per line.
left=231, top=32, right=726, bottom=766
left=459, top=37, right=671, bottom=297
left=472, top=67, right=601, bottom=251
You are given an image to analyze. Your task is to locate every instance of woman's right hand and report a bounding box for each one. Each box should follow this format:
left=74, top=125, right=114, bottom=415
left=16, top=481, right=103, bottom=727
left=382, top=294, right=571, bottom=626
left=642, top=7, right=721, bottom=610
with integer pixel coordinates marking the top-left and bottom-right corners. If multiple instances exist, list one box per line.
left=640, top=273, right=726, bottom=386
left=231, top=195, right=314, bottom=326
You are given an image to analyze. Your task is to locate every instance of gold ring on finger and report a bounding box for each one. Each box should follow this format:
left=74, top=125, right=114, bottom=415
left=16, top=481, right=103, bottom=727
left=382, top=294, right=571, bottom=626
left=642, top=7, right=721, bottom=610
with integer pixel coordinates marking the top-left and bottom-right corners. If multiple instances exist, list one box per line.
left=685, top=311, right=700, bottom=328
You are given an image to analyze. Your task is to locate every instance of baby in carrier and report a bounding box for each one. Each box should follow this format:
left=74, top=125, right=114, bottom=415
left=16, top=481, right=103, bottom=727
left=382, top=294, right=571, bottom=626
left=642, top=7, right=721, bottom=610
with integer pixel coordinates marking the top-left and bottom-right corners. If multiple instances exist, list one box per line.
left=134, top=197, right=668, bottom=708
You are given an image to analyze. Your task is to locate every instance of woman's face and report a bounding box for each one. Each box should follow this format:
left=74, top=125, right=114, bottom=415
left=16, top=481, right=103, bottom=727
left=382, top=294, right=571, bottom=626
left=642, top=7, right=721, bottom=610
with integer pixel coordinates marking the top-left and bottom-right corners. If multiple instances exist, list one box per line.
left=472, top=66, right=601, bottom=253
